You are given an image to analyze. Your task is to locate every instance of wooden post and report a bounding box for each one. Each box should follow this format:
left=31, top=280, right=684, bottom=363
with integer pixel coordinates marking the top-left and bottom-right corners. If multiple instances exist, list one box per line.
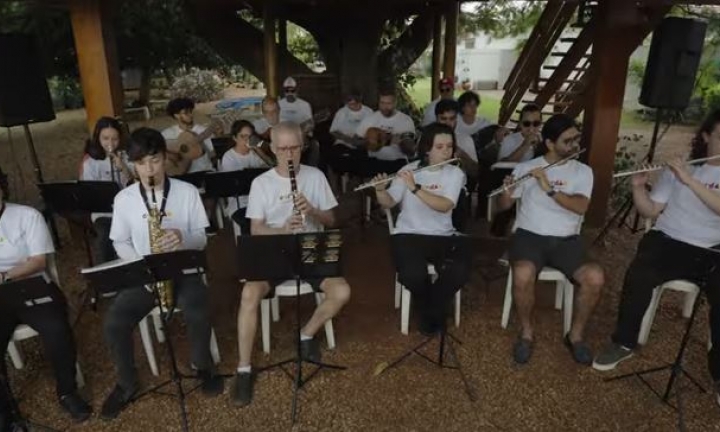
left=431, top=12, right=443, bottom=100
left=69, top=0, right=123, bottom=133
left=278, top=18, right=288, bottom=81
left=443, top=1, right=458, bottom=83
left=263, top=6, right=278, bottom=98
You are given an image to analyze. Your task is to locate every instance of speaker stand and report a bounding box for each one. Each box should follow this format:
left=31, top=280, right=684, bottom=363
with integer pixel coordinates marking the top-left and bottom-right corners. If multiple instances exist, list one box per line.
left=22, top=124, right=44, bottom=184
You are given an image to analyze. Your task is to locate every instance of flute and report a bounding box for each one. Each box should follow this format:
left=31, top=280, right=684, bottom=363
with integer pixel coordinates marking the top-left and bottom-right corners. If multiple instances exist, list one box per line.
left=354, top=158, right=460, bottom=192
left=613, top=154, right=720, bottom=178
left=487, top=148, right=586, bottom=198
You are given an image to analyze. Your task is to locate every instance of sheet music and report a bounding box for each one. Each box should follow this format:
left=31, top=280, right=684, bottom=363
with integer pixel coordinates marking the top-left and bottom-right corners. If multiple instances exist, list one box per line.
left=80, top=257, right=143, bottom=274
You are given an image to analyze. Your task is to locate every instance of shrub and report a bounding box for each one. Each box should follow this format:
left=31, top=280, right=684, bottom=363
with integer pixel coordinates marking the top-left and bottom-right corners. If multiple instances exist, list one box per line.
left=169, top=68, right=223, bottom=102
left=704, top=83, right=720, bottom=114
left=48, top=75, right=84, bottom=110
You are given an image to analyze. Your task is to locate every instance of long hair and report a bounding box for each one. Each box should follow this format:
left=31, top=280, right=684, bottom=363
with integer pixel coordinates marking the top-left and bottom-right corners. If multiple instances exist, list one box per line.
left=691, top=109, right=720, bottom=160
left=83, top=117, right=124, bottom=160
left=417, top=122, right=456, bottom=167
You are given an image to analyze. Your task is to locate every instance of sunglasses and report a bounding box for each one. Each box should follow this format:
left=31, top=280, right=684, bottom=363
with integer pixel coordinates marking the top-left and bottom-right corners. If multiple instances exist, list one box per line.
left=522, top=120, right=542, bottom=127
left=440, top=87, right=453, bottom=92
left=284, top=88, right=296, bottom=93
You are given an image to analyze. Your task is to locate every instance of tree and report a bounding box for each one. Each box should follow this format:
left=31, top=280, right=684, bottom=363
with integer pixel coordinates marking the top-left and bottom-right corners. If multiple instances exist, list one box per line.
left=459, top=1, right=545, bottom=39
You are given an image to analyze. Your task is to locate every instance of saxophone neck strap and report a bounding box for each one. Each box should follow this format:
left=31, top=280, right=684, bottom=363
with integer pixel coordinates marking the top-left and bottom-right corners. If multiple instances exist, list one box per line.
left=139, top=176, right=171, bottom=223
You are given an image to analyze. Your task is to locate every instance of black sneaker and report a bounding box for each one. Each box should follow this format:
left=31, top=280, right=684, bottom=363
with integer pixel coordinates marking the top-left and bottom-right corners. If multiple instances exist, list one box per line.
left=592, top=343, right=634, bottom=371
left=100, top=384, right=135, bottom=420
left=231, top=372, right=255, bottom=407
left=59, top=391, right=92, bottom=422
left=513, top=337, right=534, bottom=364
left=300, top=338, right=322, bottom=363
left=198, top=369, right=224, bottom=396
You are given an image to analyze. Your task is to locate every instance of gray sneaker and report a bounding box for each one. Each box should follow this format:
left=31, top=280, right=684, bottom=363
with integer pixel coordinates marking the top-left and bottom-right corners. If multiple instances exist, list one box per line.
left=592, top=343, right=634, bottom=371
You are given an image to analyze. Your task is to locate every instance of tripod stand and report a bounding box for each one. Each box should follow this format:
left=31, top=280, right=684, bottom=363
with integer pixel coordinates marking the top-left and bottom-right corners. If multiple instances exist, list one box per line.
left=605, top=292, right=706, bottom=432
left=237, top=233, right=346, bottom=423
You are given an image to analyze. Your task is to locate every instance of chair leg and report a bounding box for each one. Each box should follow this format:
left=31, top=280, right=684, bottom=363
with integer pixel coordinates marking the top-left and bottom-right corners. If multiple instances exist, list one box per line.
left=75, top=362, right=85, bottom=388
left=315, top=293, right=336, bottom=350
left=501, top=271, right=513, bottom=329
left=639, top=287, right=662, bottom=345
left=454, top=290, right=461, bottom=328
left=271, top=297, right=280, bottom=322
left=400, top=287, right=411, bottom=335
left=554, top=283, right=563, bottom=310
left=562, top=281, right=574, bottom=336
left=394, top=276, right=401, bottom=310
left=215, top=203, right=225, bottom=230
left=152, top=312, right=166, bottom=343
left=261, top=299, right=271, bottom=354
left=139, top=317, right=159, bottom=376
left=365, top=196, right=371, bottom=222
left=210, top=328, right=221, bottom=364
left=682, top=289, right=698, bottom=319
left=7, top=341, right=24, bottom=369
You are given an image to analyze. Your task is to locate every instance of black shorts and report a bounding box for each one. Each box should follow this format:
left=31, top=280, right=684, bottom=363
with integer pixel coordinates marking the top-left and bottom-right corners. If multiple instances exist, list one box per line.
left=509, top=228, right=587, bottom=281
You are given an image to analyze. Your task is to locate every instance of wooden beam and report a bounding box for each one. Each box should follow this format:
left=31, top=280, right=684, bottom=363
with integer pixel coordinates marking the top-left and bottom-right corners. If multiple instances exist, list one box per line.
left=278, top=18, right=288, bottom=81
left=431, top=12, right=443, bottom=100
left=582, top=2, right=671, bottom=227
left=263, top=5, right=279, bottom=97
left=68, top=0, right=122, bottom=134
left=442, top=1, right=458, bottom=82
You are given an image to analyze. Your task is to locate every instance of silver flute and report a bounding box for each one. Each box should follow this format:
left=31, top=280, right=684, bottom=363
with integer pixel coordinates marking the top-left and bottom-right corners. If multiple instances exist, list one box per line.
left=354, top=158, right=460, bottom=192
left=613, top=154, right=720, bottom=178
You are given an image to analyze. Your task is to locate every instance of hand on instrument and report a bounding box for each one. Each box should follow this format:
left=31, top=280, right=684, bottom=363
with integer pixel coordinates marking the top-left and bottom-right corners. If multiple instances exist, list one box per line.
left=630, top=168, right=650, bottom=188
left=284, top=213, right=305, bottom=233
left=158, top=229, right=183, bottom=252
left=397, top=170, right=417, bottom=190
left=371, top=173, right=390, bottom=192
left=667, top=158, right=693, bottom=185
left=494, top=127, right=511, bottom=144
left=524, top=133, right=541, bottom=148
left=501, top=175, right=516, bottom=196
left=294, top=193, right=315, bottom=217
left=530, top=167, right=552, bottom=192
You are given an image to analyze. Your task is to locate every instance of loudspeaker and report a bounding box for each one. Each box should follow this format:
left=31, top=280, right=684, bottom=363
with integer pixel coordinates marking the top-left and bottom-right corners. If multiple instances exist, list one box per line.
left=0, top=34, right=55, bottom=127
left=639, top=17, right=707, bottom=110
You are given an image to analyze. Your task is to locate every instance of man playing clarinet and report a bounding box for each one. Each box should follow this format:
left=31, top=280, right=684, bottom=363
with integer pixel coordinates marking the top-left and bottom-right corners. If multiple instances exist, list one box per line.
left=497, top=113, right=604, bottom=365
left=594, top=109, right=720, bottom=407
left=232, top=121, right=351, bottom=407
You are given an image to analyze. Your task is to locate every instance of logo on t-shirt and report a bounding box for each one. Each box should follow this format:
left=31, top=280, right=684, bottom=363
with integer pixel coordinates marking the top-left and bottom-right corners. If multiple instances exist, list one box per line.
left=550, top=180, right=567, bottom=188
left=425, top=184, right=442, bottom=191
left=704, top=182, right=720, bottom=190
left=279, top=192, right=294, bottom=202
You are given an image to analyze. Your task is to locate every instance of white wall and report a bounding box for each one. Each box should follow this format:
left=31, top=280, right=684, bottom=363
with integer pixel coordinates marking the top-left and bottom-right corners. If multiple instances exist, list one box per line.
left=456, top=32, right=522, bottom=89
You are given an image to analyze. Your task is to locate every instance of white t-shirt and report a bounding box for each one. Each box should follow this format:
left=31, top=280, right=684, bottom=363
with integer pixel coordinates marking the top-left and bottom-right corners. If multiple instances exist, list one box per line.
left=421, top=98, right=440, bottom=127
left=80, top=153, right=133, bottom=186
left=456, top=132, right=477, bottom=163
left=455, top=116, right=492, bottom=137
left=161, top=124, right=215, bottom=173
left=110, top=178, right=209, bottom=258
left=330, top=105, right=373, bottom=146
left=246, top=165, right=337, bottom=233
left=356, top=111, right=416, bottom=161
left=651, top=165, right=720, bottom=248
left=252, top=117, right=275, bottom=135
left=388, top=161, right=466, bottom=236
left=279, top=97, right=313, bottom=125
left=512, top=157, right=593, bottom=237
left=220, top=148, right=270, bottom=214
left=0, top=203, right=54, bottom=277
left=499, top=132, right=534, bottom=162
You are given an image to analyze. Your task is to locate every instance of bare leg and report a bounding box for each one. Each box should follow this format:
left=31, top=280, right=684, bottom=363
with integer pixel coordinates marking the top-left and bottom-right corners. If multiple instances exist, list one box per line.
left=569, top=263, right=605, bottom=342
left=237, top=282, right=271, bottom=368
left=301, top=277, right=351, bottom=337
left=512, top=261, right=539, bottom=340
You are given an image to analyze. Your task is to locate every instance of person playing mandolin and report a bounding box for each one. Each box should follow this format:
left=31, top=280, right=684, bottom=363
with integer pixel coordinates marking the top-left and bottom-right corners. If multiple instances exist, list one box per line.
left=162, top=98, right=219, bottom=175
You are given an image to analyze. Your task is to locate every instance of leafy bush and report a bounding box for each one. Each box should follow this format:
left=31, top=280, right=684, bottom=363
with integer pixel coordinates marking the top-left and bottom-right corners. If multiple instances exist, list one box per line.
left=169, top=68, right=223, bottom=102
left=48, top=76, right=84, bottom=110
left=611, top=135, right=642, bottom=210
left=704, top=83, right=720, bottom=114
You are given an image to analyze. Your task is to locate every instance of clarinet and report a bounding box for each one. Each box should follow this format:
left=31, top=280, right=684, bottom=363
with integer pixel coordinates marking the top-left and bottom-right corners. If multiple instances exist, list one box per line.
left=287, top=160, right=306, bottom=231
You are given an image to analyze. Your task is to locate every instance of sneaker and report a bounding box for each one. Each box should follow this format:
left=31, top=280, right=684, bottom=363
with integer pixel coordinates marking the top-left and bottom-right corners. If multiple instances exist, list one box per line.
left=592, top=343, right=634, bottom=371
left=230, top=372, right=255, bottom=407
left=513, top=337, right=534, bottom=364
left=300, top=338, right=322, bottom=363
left=198, top=369, right=224, bottom=396
left=100, top=384, right=135, bottom=420
left=59, top=391, right=92, bottom=422
left=563, top=334, right=593, bottom=366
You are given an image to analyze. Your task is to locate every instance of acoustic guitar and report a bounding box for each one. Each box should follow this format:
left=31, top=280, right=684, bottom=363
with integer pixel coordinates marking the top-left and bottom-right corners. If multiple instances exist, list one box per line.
left=165, top=119, right=223, bottom=176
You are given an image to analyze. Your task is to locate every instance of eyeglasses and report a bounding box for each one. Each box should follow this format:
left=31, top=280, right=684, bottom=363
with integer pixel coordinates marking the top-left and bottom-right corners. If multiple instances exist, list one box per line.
left=284, top=88, right=296, bottom=93
left=276, top=145, right=302, bottom=154
left=440, top=87, right=453, bottom=93
left=522, top=121, right=542, bottom=128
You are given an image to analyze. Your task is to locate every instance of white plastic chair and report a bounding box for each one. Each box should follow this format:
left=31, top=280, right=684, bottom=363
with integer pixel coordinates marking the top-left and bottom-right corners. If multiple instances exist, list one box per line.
left=385, top=209, right=462, bottom=335
left=637, top=219, right=702, bottom=345
left=259, top=280, right=336, bottom=354
left=138, top=274, right=221, bottom=376
left=5, top=254, right=85, bottom=387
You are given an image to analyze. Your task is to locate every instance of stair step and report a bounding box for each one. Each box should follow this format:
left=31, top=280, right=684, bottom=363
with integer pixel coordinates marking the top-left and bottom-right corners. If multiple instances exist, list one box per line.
left=521, top=100, right=574, bottom=107
left=543, top=65, right=587, bottom=71
left=550, top=52, right=591, bottom=58
left=559, top=37, right=578, bottom=43
left=538, top=78, right=584, bottom=84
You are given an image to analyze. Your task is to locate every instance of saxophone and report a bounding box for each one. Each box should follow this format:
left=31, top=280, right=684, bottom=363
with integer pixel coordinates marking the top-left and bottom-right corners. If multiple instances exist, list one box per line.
left=147, top=176, right=175, bottom=314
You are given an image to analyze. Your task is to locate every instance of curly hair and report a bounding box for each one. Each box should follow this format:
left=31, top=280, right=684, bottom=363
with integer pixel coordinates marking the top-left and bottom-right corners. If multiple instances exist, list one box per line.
left=691, top=109, right=720, bottom=160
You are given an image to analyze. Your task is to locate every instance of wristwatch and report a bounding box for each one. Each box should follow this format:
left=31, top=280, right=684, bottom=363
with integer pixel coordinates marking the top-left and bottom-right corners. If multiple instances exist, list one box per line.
left=547, top=189, right=557, bottom=198
left=411, top=184, right=421, bottom=194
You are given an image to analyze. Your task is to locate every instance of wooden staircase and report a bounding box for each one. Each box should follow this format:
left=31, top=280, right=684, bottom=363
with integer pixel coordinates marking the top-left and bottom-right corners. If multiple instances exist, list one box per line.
left=499, top=0, right=598, bottom=125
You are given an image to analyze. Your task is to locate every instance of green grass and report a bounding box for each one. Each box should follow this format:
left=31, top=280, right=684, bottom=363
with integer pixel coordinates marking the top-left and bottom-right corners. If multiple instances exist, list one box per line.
left=406, top=77, right=651, bottom=130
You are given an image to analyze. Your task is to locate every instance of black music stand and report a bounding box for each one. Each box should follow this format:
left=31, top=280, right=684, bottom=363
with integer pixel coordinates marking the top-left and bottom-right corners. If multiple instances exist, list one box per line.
left=0, top=276, right=63, bottom=432
left=81, top=251, right=207, bottom=432
left=236, top=233, right=346, bottom=423
left=172, top=171, right=210, bottom=189
left=203, top=168, right=266, bottom=206
left=375, top=235, right=478, bottom=402
left=605, top=290, right=707, bottom=432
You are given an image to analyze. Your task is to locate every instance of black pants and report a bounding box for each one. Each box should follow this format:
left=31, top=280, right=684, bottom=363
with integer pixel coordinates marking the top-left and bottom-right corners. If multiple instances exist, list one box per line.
left=103, top=274, right=213, bottom=393
left=612, top=230, right=720, bottom=381
left=391, top=234, right=472, bottom=323
left=0, top=283, right=78, bottom=411
left=92, top=217, right=116, bottom=264
left=231, top=208, right=251, bottom=236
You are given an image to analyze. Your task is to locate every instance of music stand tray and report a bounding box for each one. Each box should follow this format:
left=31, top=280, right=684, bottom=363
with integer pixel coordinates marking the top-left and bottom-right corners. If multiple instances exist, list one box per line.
left=172, top=171, right=210, bottom=190
left=203, top=168, right=267, bottom=199
left=39, top=181, right=120, bottom=214
left=236, top=233, right=346, bottom=423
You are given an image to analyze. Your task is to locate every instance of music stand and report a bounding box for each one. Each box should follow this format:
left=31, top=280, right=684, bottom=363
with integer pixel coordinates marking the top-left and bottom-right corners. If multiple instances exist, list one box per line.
left=81, top=251, right=207, bottom=432
left=236, top=233, right=346, bottom=423
left=171, top=171, right=210, bottom=190
left=0, top=276, right=64, bottom=432
left=203, top=168, right=266, bottom=204
left=375, top=234, right=478, bottom=402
